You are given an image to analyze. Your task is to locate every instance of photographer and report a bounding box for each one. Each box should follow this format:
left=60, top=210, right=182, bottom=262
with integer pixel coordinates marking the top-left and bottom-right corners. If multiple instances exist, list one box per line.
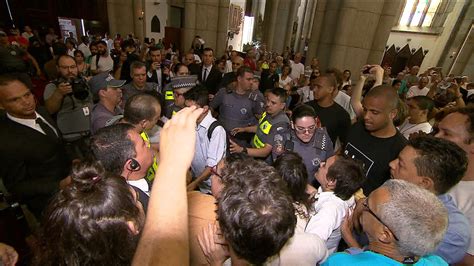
left=43, top=55, right=93, bottom=159
left=146, top=46, right=171, bottom=92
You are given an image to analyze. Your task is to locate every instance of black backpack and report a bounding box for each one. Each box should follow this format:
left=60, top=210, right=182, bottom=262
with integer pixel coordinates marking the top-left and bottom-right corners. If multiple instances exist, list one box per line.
left=207, top=121, right=231, bottom=156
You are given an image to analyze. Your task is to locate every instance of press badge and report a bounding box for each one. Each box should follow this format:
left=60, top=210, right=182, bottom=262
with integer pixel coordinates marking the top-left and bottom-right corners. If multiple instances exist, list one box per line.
left=82, top=107, right=90, bottom=116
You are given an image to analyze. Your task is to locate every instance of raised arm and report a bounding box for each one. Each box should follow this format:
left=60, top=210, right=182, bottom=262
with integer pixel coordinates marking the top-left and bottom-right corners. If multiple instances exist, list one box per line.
left=133, top=106, right=203, bottom=266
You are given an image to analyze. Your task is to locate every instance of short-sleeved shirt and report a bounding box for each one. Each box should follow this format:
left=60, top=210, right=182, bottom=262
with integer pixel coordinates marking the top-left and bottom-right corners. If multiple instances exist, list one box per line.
left=449, top=181, right=474, bottom=256
left=322, top=250, right=447, bottom=266
left=434, top=194, right=471, bottom=264
left=253, top=111, right=289, bottom=162
left=44, top=81, right=93, bottom=140
left=210, top=88, right=264, bottom=132
left=273, top=128, right=334, bottom=183
left=306, top=101, right=351, bottom=146
left=121, top=82, right=159, bottom=105
left=290, top=61, right=304, bottom=80
left=344, top=121, right=406, bottom=195
left=91, top=102, right=123, bottom=134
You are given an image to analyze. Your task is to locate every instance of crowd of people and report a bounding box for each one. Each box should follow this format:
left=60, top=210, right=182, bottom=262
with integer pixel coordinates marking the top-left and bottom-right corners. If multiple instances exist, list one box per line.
left=0, top=25, right=473, bottom=266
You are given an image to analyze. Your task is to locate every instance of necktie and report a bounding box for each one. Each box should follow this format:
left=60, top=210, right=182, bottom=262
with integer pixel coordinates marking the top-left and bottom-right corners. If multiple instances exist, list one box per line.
left=203, top=68, right=208, bottom=82
left=36, top=118, right=57, bottom=139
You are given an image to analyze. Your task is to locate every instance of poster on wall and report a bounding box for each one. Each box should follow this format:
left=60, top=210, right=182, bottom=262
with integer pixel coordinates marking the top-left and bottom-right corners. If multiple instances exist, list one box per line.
left=58, top=17, right=78, bottom=41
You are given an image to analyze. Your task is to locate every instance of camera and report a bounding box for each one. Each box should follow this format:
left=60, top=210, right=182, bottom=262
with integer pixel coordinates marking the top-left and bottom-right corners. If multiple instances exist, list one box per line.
left=69, top=77, right=90, bottom=100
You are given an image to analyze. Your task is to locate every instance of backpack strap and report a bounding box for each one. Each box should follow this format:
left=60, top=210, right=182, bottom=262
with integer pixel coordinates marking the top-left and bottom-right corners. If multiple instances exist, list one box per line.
left=207, top=120, right=222, bottom=141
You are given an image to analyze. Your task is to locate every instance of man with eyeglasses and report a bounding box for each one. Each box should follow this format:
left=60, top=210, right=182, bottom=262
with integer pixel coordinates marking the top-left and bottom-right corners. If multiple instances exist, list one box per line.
left=389, top=136, right=470, bottom=264
left=43, top=54, right=93, bottom=158
left=325, top=179, right=449, bottom=265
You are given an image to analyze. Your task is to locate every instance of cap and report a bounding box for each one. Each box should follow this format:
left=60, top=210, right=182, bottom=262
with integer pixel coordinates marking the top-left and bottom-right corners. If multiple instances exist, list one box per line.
left=88, top=72, right=126, bottom=97
left=170, top=75, right=198, bottom=90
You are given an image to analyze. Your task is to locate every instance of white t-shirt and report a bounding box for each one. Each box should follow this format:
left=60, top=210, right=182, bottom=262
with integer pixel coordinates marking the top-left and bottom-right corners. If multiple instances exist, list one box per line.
left=407, top=85, right=429, bottom=98
left=449, top=181, right=474, bottom=255
left=290, top=61, right=305, bottom=80
left=297, top=86, right=313, bottom=103
left=90, top=55, right=114, bottom=73
left=334, top=91, right=356, bottom=120
left=278, top=74, right=293, bottom=88
left=397, top=120, right=432, bottom=139
left=305, top=187, right=355, bottom=254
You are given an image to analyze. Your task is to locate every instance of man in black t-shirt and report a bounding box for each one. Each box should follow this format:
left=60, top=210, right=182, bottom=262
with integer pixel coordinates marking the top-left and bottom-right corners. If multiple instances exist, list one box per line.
left=306, top=74, right=351, bottom=146
left=344, top=85, right=406, bottom=195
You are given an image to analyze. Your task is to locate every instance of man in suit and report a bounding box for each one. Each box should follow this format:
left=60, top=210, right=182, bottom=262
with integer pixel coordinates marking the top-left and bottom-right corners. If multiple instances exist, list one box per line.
left=190, top=47, right=222, bottom=97
left=146, top=46, right=170, bottom=93
left=0, top=74, right=71, bottom=219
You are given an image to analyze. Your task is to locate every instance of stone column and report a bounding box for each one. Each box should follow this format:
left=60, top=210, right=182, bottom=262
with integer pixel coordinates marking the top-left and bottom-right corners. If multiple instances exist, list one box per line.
left=216, top=0, right=230, bottom=56
left=283, top=0, right=301, bottom=51
left=107, top=0, right=135, bottom=37
left=263, top=0, right=279, bottom=51
left=133, top=0, right=145, bottom=40
left=183, top=0, right=197, bottom=52
left=315, top=0, right=342, bottom=70
left=305, top=0, right=327, bottom=66
left=272, top=0, right=291, bottom=53
left=366, top=0, right=404, bottom=64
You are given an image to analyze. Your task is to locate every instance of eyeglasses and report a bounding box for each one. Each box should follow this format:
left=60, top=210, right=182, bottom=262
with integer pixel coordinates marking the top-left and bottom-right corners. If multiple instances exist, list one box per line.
left=362, top=198, right=399, bottom=241
left=294, top=125, right=316, bottom=134
left=59, top=65, right=77, bottom=70
left=210, top=165, right=222, bottom=178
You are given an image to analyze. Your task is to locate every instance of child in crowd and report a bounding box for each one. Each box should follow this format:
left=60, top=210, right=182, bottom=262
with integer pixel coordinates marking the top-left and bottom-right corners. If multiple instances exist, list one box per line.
left=305, top=155, right=365, bottom=254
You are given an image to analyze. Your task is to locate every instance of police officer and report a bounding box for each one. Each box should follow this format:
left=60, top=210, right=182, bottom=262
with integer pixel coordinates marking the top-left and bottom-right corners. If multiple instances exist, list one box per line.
left=229, top=87, right=289, bottom=163
left=210, top=66, right=264, bottom=147
left=273, top=104, right=334, bottom=186
left=164, top=75, right=198, bottom=119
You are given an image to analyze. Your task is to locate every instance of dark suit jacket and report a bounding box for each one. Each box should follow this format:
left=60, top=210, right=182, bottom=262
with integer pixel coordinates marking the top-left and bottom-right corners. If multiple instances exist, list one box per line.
left=146, top=61, right=171, bottom=91
left=191, top=64, right=223, bottom=95
left=0, top=107, right=71, bottom=218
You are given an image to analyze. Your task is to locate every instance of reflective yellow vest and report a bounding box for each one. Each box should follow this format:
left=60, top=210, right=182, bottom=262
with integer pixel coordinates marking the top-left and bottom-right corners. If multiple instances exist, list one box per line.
left=140, top=131, right=158, bottom=181
left=253, top=112, right=272, bottom=148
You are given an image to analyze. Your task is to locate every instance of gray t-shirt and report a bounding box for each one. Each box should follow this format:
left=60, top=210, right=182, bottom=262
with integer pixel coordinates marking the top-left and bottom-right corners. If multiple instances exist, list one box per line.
left=44, top=81, right=93, bottom=141
left=210, top=88, right=264, bottom=132
left=91, top=102, right=123, bottom=134
left=121, top=82, right=159, bottom=105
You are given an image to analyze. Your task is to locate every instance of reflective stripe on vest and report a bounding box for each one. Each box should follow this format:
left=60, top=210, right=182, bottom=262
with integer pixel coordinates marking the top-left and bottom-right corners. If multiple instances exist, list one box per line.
left=253, top=134, right=265, bottom=148
left=253, top=112, right=271, bottom=148
left=140, top=132, right=158, bottom=181
left=172, top=110, right=177, bottom=117
left=165, top=91, right=174, bottom=100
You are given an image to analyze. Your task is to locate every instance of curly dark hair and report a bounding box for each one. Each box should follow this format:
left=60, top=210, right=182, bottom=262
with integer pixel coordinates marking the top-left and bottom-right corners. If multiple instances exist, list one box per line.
left=408, top=136, right=468, bottom=194
left=34, top=160, right=143, bottom=266
left=218, top=158, right=296, bottom=265
left=273, top=152, right=315, bottom=218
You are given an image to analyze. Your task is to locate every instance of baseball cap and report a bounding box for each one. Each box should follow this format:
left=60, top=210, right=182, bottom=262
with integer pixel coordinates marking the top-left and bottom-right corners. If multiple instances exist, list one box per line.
left=170, top=75, right=198, bottom=90
left=88, top=72, right=126, bottom=97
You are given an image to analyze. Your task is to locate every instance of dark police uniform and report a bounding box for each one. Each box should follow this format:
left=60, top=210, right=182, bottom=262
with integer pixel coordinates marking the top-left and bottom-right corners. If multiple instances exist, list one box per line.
left=252, top=111, right=290, bottom=163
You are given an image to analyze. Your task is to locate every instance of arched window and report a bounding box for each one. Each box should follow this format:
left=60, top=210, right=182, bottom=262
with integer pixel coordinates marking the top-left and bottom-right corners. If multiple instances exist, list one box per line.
left=151, top=16, right=161, bottom=33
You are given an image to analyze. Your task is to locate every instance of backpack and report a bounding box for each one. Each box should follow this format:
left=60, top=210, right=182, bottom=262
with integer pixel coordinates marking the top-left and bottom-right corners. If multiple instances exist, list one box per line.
left=207, top=121, right=231, bottom=156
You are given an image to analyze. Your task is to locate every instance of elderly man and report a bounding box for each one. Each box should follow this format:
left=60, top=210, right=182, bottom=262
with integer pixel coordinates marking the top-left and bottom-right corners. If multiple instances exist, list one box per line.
left=390, top=136, right=470, bottom=264
left=89, top=72, right=126, bottom=134
left=328, top=179, right=449, bottom=265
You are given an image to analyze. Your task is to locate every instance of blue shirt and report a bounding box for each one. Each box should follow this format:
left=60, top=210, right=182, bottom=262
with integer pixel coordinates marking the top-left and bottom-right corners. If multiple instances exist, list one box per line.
left=434, top=194, right=471, bottom=264
left=322, top=250, right=447, bottom=266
